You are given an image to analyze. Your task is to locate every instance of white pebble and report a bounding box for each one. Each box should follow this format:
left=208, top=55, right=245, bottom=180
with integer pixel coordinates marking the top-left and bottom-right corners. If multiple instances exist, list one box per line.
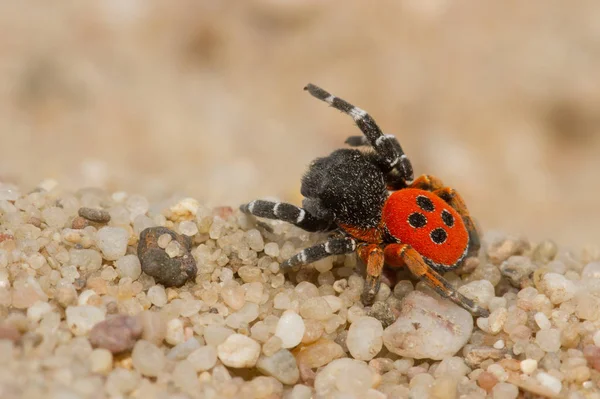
left=535, top=328, right=561, bottom=352
left=493, top=340, right=505, bottom=349
left=188, top=346, right=218, bottom=371
left=540, top=273, right=577, bottom=304
left=96, top=227, right=129, bottom=261
left=322, top=295, right=343, bottom=313
left=594, top=330, right=600, bottom=347
left=536, top=371, right=562, bottom=395
left=299, top=297, right=333, bottom=320
left=492, top=382, right=518, bottom=399
left=66, top=305, right=106, bottom=336
left=90, top=348, right=113, bottom=374
left=27, top=300, right=52, bottom=323
left=179, top=221, right=198, bottom=236
left=275, top=310, right=305, bottom=349
left=165, top=318, right=185, bottom=345
left=520, top=359, right=538, bottom=374
left=157, top=234, right=172, bottom=248
left=147, top=285, right=167, bottom=307
left=314, top=358, right=376, bottom=397
left=165, top=240, right=182, bottom=258
left=347, top=316, right=384, bottom=361
left=245, top=229, right=264, bottom=252
left=534, top=312, right=551, bottom=330
left=264, top=242, right=279, bottom=257
left=115, top=255, right=142, bottom=280
left=217, top=334, right=261, bottom=368
left=132, top=340, right=166, bottom=377
left=457, top=279, right=495, bottom=309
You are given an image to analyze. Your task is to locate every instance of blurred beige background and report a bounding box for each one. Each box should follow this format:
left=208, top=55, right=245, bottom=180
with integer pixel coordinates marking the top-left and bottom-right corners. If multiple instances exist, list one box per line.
left=0, top=1, right=599, bottom=248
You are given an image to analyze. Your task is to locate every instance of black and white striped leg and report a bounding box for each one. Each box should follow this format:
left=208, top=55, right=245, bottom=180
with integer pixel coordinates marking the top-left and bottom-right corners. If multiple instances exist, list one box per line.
left=281, top=237, right=357, bottom=269
left=304, top=83, right=413, bottom=181
left=240, top=200, right=334, bottom=232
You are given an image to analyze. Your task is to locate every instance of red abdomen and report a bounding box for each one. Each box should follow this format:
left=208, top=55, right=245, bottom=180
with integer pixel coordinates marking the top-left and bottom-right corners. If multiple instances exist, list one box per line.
left=383, top=189, right=468, bottom=268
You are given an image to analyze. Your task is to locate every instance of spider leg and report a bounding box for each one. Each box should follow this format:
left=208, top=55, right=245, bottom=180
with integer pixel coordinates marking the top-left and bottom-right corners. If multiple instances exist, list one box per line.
left=357, top=243, right=385, bottom=304
left=432, top=187, right=480, bottom=257
left=240, top=200, right=334, bottom=232
left=384, top=243, right=489, bottom=317
left=409, top=175, right=480, bottom=257
left=304, top=84, right=413, bottom=182
left=281, top=237, right=357, bottom=269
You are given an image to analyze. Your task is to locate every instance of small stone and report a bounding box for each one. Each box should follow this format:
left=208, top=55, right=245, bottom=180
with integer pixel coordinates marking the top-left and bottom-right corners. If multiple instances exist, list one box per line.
left=167, top=338, right=202, bottom=360
left=71, top=216, right=89, bottom=229
left=520, top=359, right=538, bottom=374
left=367, top=301, right=396, bottom=328
left=42, top=206, right=68, bottom=228
left=115, top=255, right=142, bottom=280
left=66, top=305, right=106, bottom=336
left=78, top=207, right=111, bottom=223
left=245, top=229, right=264, bottom=251
left=383, top=291, right=473, bottom=360
left=534, top=312, right=551, bottom=330
left=295, top=338, right=345, bottom=369
left=430, top=376, right=458, bottom=399
left=138, top=227, right=197, bottom=288
left=532, top=240, right=558, bottom=264
left=188, top=345, right=218, bottom=371
left=179, top=220, right=199, bottom=236
left=138, top=310, right=167, bottom=345
left=147, top=285, right=168, bottom=307
left=165, top=318, right=185, bottom=345
left=27, top=301, right=52, bottom=323
left=89, top=315, right=143, bottom=354
left=314, top=358, right=377, bottom=397
left=131, top=340, right=166, bottom=377
left=499, top=256, right=536, bottom=286
left=204, top=325, right=234, bottom=347
left=583, top=345, right=600, bottom=371
left=535, top=328, right=561, bottom=352
left=165, top=240, right=183, bottom=258
left=90, top=348, right=113, bottom=374
left=535, top=371, right=562, bottom=395
left=221, top=280, right=246, bottom=310
left=257, top=349, right=300, bottom=385
left=96, top=227, right=129, bottom=261
left=487, top=307, right=508, bottom=334
left=539, top=272, right=577, bottom=304
left=477, top=371, right=499, bottom=392
left=157, top=233, right=172, bottom=248
left=0, top=324, right=21, bottom=342
left=492, top=382, right=518, bottom=399
left=217, top=334, right=261, bottom=368
left=347, top=316, right=383, bottom=361
left=263, top=335, right=282, bottom=357
left=457, top=280, right=495, bottom=309
left=287, top=384, right=312, bottom=399
left=594, top=330, right=600, bottom=347
left=299, top=297, right=333, bottom=320
left=275, top=310, right=305, bottom=349
left=264, top=242, right=279, bottom=257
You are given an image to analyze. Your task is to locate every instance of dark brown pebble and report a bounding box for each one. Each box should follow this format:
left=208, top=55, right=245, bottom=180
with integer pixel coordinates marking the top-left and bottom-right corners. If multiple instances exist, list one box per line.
left=138, top=226, right=197, bottom=287
left=78, top=207, right=111, bottom=223
left=89, top=315, right=143, bottom=354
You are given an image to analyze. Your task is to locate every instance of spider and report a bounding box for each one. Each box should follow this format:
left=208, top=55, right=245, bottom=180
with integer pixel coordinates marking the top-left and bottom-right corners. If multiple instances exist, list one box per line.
left=241, top=84, right=488, bottom=317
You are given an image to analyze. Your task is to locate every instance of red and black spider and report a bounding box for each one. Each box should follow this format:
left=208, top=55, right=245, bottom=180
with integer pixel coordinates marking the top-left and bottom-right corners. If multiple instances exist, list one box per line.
left=241, top=84, right=488, bottom=317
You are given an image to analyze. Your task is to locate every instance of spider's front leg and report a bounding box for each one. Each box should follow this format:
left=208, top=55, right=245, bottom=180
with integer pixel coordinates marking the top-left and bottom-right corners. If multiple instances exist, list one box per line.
left=280, top=237, right=357, bottom=270
left=384, top=243, right=489, bottom=317
left=240, top=200, right=334, bottom=232
left=410, top=175, right=480, bottom=257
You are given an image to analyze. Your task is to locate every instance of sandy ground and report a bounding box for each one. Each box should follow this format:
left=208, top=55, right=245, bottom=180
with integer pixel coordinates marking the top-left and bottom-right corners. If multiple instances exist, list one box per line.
left=1, top=1, right=600, bottom=248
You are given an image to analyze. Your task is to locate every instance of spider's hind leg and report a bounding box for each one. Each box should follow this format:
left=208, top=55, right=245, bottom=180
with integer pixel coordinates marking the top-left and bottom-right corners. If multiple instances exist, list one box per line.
left=240, top=200, right=334, bottom=232
left=281, top=237, right=357, bottom=269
